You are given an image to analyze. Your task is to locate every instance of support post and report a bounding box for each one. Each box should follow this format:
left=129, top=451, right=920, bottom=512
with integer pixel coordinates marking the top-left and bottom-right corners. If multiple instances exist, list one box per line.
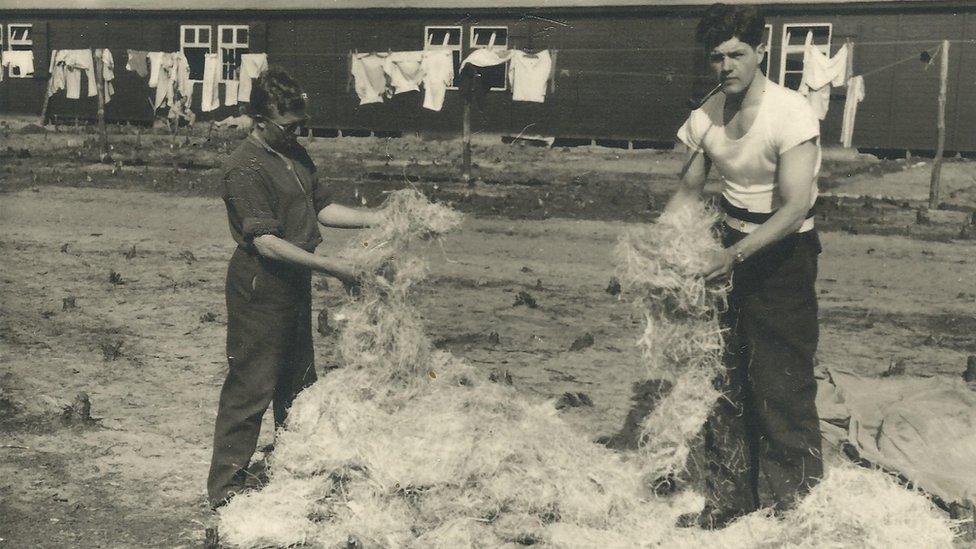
left=92, top=48, right=110, bottom=161
left=462, top=95, right=472, bottom=184
left=929, top=40, right=949, bottom=210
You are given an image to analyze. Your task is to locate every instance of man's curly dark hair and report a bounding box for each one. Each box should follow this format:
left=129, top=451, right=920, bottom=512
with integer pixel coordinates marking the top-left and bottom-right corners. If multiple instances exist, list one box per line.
left=695, top=3, right=766, bottom=50
left=249, top=66, right=307, bottom=118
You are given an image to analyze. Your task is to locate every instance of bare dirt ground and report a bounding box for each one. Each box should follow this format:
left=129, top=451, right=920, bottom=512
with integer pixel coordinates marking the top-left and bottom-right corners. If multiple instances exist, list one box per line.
left=1, top=117, right=975, bottom=547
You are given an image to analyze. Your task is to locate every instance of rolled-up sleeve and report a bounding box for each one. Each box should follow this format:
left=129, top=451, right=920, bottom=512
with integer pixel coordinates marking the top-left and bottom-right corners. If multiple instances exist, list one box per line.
left=311, top=173, right=333, bottom=213
left=223, top=167, right=282, bottom=243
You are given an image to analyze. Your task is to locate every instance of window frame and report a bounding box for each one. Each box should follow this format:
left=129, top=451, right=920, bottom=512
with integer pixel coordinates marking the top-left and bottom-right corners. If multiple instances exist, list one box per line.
left=424, top=25, right=462, bottom=91
left=779, top=22, right=832, bottom=90
left=6, top=23, right=34, bottom=78
left=760, top=23, right=773, bottom=78
left=469, top=25, right=509, bottom=92
left=180, top=24, right=212, bottom=83
left=217, top=24, right=250, bottom=82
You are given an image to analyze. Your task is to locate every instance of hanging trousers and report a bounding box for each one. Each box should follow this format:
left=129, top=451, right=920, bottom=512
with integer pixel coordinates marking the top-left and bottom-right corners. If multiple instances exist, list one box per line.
left=702, top=227, right=824, bottom=514
left=207, top=247, right=317, bottom=509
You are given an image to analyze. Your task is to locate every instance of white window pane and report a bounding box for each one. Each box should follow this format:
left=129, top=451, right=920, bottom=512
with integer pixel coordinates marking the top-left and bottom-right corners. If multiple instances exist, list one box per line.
left=200, top=28, right=210, bottom=44
left=787, top=25, right=830, bottom=46
left=222, top=28, right=233, bottom=43
left=237, top=28, right=248, bottom=45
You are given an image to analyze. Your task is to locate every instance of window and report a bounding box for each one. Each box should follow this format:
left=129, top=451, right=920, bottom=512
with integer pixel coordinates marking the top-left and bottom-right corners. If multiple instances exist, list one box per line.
left=470, top=26, right=509, bottom=91
left=180, top=25, right=211, bottom=82
left=760, top=24, right=773, bottom=77
left=424, top=26, right=462, bottom=88
left=218, top=25, right=249, bottom=81
left=780, top=23, right=832, bottom=90
left=6, top=23, right=33, bottom=78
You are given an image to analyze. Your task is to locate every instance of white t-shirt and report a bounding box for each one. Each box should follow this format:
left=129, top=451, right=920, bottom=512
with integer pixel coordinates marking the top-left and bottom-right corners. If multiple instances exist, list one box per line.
left=677, top=79, right=821, bottom=213
left=509, top=50, right=552, bottom=103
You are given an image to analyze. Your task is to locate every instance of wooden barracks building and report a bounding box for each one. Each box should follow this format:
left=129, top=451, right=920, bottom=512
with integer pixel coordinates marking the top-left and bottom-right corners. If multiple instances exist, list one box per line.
left=1, top=0, right=975, bottom=151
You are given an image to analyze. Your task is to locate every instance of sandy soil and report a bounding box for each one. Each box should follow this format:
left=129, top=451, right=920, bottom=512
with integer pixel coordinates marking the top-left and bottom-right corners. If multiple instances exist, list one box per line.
left=1, top=121, right=975, bottom=547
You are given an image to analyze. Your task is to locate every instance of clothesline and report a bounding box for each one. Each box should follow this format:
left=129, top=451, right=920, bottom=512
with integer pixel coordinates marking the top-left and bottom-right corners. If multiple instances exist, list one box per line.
left=235, top=37, right=976, bottom=60
left=858, top=45, right=941, bottom=79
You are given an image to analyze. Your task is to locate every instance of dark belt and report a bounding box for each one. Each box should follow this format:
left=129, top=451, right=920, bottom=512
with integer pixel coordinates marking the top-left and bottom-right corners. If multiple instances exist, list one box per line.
left=721, top=196, right=817, bottom=224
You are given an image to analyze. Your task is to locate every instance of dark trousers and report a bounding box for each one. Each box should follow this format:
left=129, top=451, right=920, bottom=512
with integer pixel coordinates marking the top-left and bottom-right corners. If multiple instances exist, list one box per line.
left=207, top=247, right=317, bottom=509
left=703, top=228, right=823, bottom=514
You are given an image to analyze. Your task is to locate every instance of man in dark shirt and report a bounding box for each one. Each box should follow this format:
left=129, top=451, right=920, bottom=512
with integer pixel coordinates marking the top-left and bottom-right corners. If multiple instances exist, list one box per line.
left=207, top=68, right=383, bottom=511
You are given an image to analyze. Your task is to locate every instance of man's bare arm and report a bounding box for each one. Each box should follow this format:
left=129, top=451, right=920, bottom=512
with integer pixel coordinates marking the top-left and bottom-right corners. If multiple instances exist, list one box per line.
left=665, top=148, right=712, bottom=213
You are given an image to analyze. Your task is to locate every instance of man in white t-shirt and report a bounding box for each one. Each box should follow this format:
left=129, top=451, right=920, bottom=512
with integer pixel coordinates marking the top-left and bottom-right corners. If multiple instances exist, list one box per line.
left=668, top=3, right=823, bottom=529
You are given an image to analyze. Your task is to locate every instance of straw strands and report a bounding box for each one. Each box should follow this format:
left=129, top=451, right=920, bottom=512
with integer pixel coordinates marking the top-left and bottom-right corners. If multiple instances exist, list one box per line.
left=614, top=200, right=727, bottom=482
left=218, top=193, right=957, bottom=548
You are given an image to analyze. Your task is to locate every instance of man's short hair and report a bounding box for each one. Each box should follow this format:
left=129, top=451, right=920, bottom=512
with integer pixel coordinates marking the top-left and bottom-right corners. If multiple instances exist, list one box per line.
left=695, top=3, right=766, bottom=50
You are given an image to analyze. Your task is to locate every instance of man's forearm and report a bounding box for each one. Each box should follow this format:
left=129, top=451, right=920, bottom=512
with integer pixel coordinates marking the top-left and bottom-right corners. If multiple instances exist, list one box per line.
left=666, top=184, right=704, bottom=212
left=318, top=203, right=383, bottom=229
left=252, top=235, right=356, bottom=281
left=728, top=201, right=808, bottom=260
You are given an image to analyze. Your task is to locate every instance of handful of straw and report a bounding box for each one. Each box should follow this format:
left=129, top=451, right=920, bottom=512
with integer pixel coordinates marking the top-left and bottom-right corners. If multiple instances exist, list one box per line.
left=614, top=200, right=728, bottom=482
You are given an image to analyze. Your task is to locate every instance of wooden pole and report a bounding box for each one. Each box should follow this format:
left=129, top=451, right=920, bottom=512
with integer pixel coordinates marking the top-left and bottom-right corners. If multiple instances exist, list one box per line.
left=92, top=48, right=110, bottom=161
left=929, top=40, right=949, bottom=210
left=462, top=94, right=472, bottom=184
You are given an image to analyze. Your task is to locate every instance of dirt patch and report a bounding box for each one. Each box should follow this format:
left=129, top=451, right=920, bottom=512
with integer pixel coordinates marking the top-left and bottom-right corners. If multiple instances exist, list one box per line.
left=1, top=120, right=974, bottom=546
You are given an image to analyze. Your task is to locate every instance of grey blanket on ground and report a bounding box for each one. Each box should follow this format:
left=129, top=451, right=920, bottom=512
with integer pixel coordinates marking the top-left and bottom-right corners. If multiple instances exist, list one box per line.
left=817, top=368, right=976, bottom=505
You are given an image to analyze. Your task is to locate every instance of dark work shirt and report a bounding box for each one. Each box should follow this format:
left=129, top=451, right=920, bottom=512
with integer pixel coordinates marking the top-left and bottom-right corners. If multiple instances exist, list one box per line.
left=220, top=135, right=332, bottom=252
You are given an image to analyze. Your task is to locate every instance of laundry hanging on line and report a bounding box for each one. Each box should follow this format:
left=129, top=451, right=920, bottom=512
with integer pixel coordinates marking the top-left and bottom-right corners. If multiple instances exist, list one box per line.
left=237, top=53, right=269, bottom=103
left=1, top=50, right=35, bottom=78
left=224, top=80, right=239, bottom=107
left=46, top=49, right=98, bottom=100
left=125, top=50, right=149, bottom=78
left=509, top=50, right=554, bottom=103
left=799, top=31, right=849, bottom=120
left=150, top=52, right=192, bottom=110
left=383, top=51, right=425, bottom=95
left=348, top=47, right=557, bottom=111
left=420, top=50, right=454, bottom=111
left=99, top=49, right=116, bottom=103
left=201, top=53, right=221, bottom=113
left=350, top=53, right=388, bottom=105
left=841, top=75, right=865, bottom=148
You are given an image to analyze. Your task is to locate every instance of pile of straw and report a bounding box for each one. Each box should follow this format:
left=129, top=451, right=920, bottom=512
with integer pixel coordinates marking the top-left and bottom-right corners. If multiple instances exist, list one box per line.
left=614, top=201, right=727, bottom=482
left=218, top=194, right=957, bottom=548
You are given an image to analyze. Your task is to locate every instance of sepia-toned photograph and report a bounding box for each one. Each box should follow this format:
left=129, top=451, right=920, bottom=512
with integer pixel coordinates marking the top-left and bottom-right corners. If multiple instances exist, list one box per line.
left=0, top=0, right=974, bottom=547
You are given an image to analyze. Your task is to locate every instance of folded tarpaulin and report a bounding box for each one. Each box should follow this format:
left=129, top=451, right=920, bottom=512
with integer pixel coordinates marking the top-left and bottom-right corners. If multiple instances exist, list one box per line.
left=817, top=367, right=976, bottom=505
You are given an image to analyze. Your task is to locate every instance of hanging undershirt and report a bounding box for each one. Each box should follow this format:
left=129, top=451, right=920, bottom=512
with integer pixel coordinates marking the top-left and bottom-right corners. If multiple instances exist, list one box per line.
left=350, top=54, right=384, bottom=105
left=798, top=31, right=848, bottom=120
left=841, top=75, right=865, bottom=148
left=237, top=53, right=269, bottom=103
left=420, top=50, right=454, bottom=111
left=383, top=51, right=425, bottom=94
left=509, top=50, right=552, bottom=103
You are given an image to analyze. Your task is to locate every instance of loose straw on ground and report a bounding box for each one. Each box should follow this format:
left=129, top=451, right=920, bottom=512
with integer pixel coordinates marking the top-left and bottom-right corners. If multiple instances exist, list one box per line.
left=219, top=193, right=957, bottom=548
